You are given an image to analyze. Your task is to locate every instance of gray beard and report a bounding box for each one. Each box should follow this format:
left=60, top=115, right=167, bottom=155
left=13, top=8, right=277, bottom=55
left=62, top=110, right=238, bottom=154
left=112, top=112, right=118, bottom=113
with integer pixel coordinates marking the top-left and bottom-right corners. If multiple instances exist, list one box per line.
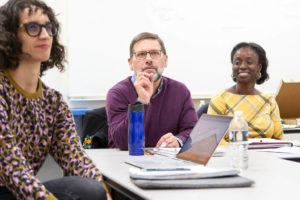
left=153, top=68, right=164, bottom=82
left=153, top=72, right=161, bottom=82
left=133, top=68, right=164, bottom=82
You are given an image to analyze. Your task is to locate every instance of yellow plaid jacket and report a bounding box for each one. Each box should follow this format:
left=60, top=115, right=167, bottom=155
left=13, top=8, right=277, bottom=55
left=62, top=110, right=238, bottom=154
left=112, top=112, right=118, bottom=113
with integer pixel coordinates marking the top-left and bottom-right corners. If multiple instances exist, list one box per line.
left=208, top=90, right=284, bottom=142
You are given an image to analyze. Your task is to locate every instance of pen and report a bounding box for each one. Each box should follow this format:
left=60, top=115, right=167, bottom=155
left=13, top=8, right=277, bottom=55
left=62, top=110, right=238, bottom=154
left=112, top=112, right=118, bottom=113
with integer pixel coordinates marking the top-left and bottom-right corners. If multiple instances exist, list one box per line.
left=144, top=150, right=154, bottom=155
left=142, top=168, right=191, bottom=171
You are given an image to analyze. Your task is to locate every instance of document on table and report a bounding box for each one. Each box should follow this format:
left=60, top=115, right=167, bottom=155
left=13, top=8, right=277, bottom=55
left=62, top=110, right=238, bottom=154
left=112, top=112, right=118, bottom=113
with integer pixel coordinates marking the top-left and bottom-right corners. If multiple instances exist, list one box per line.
left=129, top=165, right=240, bottom=180
left=258, top=146, right=300, bottom=154
left=248, top=138, right=293, bottom=149
left=282, top=124, right=300, bottom=129
left=146, top=146, right=225, bottom=157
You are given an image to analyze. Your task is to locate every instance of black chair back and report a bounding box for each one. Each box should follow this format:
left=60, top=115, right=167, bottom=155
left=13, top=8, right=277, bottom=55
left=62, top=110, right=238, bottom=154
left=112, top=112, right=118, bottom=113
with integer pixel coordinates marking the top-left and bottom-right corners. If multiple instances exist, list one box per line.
left=82, top=107, right=108, bottom=148
left=197, top=103, right=209, bottom=118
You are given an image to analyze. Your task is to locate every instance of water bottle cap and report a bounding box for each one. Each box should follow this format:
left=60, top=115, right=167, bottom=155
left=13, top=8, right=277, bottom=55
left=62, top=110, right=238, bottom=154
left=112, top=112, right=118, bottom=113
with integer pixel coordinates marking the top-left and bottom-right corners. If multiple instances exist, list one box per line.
left=128, top=102, right=144, bottom=112
left=234, top=111, right=243, bottom=117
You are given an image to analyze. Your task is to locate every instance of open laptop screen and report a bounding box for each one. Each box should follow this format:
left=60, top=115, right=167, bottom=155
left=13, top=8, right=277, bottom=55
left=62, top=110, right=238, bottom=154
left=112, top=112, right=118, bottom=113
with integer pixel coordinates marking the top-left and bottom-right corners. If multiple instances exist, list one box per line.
left=177, top=114, right=233, bottom=165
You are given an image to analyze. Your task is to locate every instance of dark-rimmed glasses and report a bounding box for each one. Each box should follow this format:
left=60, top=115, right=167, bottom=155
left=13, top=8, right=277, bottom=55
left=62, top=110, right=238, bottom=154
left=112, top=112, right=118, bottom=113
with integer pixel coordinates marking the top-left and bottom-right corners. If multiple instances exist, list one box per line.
left=134, top=50, right=162, bottom=60
left=19, top=22, right=58, bottom=37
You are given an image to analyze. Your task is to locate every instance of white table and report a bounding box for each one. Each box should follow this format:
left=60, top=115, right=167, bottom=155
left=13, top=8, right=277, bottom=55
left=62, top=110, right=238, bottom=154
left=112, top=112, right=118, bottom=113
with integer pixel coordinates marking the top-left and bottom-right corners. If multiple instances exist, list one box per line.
left=86, top=148, right=300, bottom=200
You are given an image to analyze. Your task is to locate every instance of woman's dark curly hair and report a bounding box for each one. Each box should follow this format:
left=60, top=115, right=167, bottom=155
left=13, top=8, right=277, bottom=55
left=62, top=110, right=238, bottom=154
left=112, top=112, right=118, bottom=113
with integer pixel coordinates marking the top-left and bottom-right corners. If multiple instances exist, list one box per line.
left=230, top=42, right=269, bottom=85
left=0, top=0, right=65, bottom=76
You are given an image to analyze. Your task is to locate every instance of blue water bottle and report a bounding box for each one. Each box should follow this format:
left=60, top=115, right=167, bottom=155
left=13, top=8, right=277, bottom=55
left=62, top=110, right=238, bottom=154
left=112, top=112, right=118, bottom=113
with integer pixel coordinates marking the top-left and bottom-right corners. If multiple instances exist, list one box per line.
left=128, top=102, right=145, bottom=156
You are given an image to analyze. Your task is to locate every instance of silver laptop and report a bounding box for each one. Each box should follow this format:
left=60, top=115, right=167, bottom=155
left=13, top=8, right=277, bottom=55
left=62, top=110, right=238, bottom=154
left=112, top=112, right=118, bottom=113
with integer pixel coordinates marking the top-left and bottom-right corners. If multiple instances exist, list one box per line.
left=125, top=114, right=233, bottom=169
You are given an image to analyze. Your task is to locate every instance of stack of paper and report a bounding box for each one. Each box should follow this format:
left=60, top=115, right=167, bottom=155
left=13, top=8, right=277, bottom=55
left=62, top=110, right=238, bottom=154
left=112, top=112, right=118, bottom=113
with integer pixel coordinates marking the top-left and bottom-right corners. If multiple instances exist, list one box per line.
left=147, top=146, right=225, bottom=157
left=150, top=147, right=180, bottom=157
left=129, top=166, right=239, bottom=180
left=129, top=166, right=255, bottom=189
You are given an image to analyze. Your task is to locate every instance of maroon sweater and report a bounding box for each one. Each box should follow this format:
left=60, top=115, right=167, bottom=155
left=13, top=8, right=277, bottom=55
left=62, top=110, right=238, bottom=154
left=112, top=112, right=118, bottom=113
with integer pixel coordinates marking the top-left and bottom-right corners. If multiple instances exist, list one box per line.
left=106, top=76, right=198, bottom=150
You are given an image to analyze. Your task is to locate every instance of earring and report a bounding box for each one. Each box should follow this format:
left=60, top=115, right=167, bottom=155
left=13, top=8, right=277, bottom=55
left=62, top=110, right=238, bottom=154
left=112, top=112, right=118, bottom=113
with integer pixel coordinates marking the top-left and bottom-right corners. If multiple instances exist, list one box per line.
left=231, top=73, right=236, bottom=80
left=256, top=71, right=262, bottom=80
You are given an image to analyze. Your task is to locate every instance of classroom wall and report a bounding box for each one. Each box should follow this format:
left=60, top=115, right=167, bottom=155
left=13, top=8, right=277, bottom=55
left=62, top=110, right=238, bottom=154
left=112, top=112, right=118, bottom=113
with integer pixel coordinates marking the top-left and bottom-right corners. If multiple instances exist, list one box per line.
left=1, top=0, right=300, bottom=108
left=67, top=0, right=300, bottom=101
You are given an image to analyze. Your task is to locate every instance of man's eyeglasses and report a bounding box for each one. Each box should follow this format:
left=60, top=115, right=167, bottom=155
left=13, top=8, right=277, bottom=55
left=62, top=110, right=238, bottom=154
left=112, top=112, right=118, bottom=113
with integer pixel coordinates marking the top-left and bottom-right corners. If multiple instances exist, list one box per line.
left=134, top=50, right=162, bottom=60
left=19, top=22, right=58, bottom=37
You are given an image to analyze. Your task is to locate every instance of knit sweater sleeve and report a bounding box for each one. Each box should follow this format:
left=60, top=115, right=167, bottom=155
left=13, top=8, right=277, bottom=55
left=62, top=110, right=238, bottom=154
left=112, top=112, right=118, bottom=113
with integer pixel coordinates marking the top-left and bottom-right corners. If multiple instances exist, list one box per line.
left=0, top=95, right=56, bottom=200
left=174, top=88, right=198, bottom=144
left=49, top=93, right=103, bottom=182
left=106, top=87, right=131, bottom=150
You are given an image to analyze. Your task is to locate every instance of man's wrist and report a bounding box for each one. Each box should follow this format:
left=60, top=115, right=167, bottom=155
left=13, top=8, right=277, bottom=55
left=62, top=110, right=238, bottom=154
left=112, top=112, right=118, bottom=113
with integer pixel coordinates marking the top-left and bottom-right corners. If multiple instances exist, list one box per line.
left=175, top=137, right=183, bottom=147
left=137, top=97, right=149, bottom=105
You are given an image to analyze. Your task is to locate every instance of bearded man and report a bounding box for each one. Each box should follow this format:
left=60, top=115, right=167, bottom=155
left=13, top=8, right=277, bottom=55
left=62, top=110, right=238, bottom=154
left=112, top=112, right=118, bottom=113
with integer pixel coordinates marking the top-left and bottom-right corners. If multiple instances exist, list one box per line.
left=106, top=32, right=198, bottom=150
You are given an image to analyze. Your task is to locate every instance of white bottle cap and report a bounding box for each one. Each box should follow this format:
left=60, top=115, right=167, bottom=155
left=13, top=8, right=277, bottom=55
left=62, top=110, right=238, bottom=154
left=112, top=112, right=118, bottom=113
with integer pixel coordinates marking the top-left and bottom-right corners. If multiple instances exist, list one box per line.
left=234, top=111, right=243, bottom=117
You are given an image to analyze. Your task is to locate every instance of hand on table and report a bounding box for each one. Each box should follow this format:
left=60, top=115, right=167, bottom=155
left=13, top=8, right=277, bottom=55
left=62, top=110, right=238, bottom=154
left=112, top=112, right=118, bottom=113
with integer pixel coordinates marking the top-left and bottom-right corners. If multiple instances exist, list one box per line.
left=156, top=133, right=180, bottom=148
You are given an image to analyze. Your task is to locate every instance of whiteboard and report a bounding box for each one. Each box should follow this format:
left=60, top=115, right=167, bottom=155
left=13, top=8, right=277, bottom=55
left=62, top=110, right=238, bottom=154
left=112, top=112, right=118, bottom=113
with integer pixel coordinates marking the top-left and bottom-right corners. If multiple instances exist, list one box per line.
left=65, top=0, right=300, bottom=97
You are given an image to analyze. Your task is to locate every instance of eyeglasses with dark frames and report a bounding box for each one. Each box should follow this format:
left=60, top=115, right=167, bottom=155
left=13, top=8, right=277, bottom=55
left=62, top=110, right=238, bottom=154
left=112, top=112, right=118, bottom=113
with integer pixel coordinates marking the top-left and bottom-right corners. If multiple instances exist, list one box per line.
left=19, top=22, right=58, bottom=37
left=134, top=50, right=163, bottom=60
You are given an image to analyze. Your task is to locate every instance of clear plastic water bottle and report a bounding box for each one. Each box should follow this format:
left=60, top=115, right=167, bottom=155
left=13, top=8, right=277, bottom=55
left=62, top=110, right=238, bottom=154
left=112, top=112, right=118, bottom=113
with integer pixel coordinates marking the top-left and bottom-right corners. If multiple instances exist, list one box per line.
left=229, top=111, right=249, bottom=170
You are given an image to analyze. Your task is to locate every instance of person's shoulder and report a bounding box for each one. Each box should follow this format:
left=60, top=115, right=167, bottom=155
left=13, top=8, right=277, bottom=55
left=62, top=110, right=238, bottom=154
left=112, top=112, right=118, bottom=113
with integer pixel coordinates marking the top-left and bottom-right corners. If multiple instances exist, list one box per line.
left=0, top=69, right=5, bottom=76
left=108, top=76, right=133, bottom=94
left=259, top=92, right=274, bottom=99
left=260, top=92, right=276, bottom=102
left=211, top=89, right=228, bottom=99
left=41, top=82, right=64, bottom=101
left=163, top=76, right=188, bottom=90
left=110, top=76, right=132, bottom=89
left=0, top=69, right=5, bottom=85
left=0, top=69, right=9, bottom=93
left=163, top=77, right=192, bottom=98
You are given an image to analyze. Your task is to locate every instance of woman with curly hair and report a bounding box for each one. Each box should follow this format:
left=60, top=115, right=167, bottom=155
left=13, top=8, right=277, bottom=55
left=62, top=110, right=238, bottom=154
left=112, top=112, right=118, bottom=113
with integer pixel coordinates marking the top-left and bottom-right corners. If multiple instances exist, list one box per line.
left=0, top=0, right=110, bottom=199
